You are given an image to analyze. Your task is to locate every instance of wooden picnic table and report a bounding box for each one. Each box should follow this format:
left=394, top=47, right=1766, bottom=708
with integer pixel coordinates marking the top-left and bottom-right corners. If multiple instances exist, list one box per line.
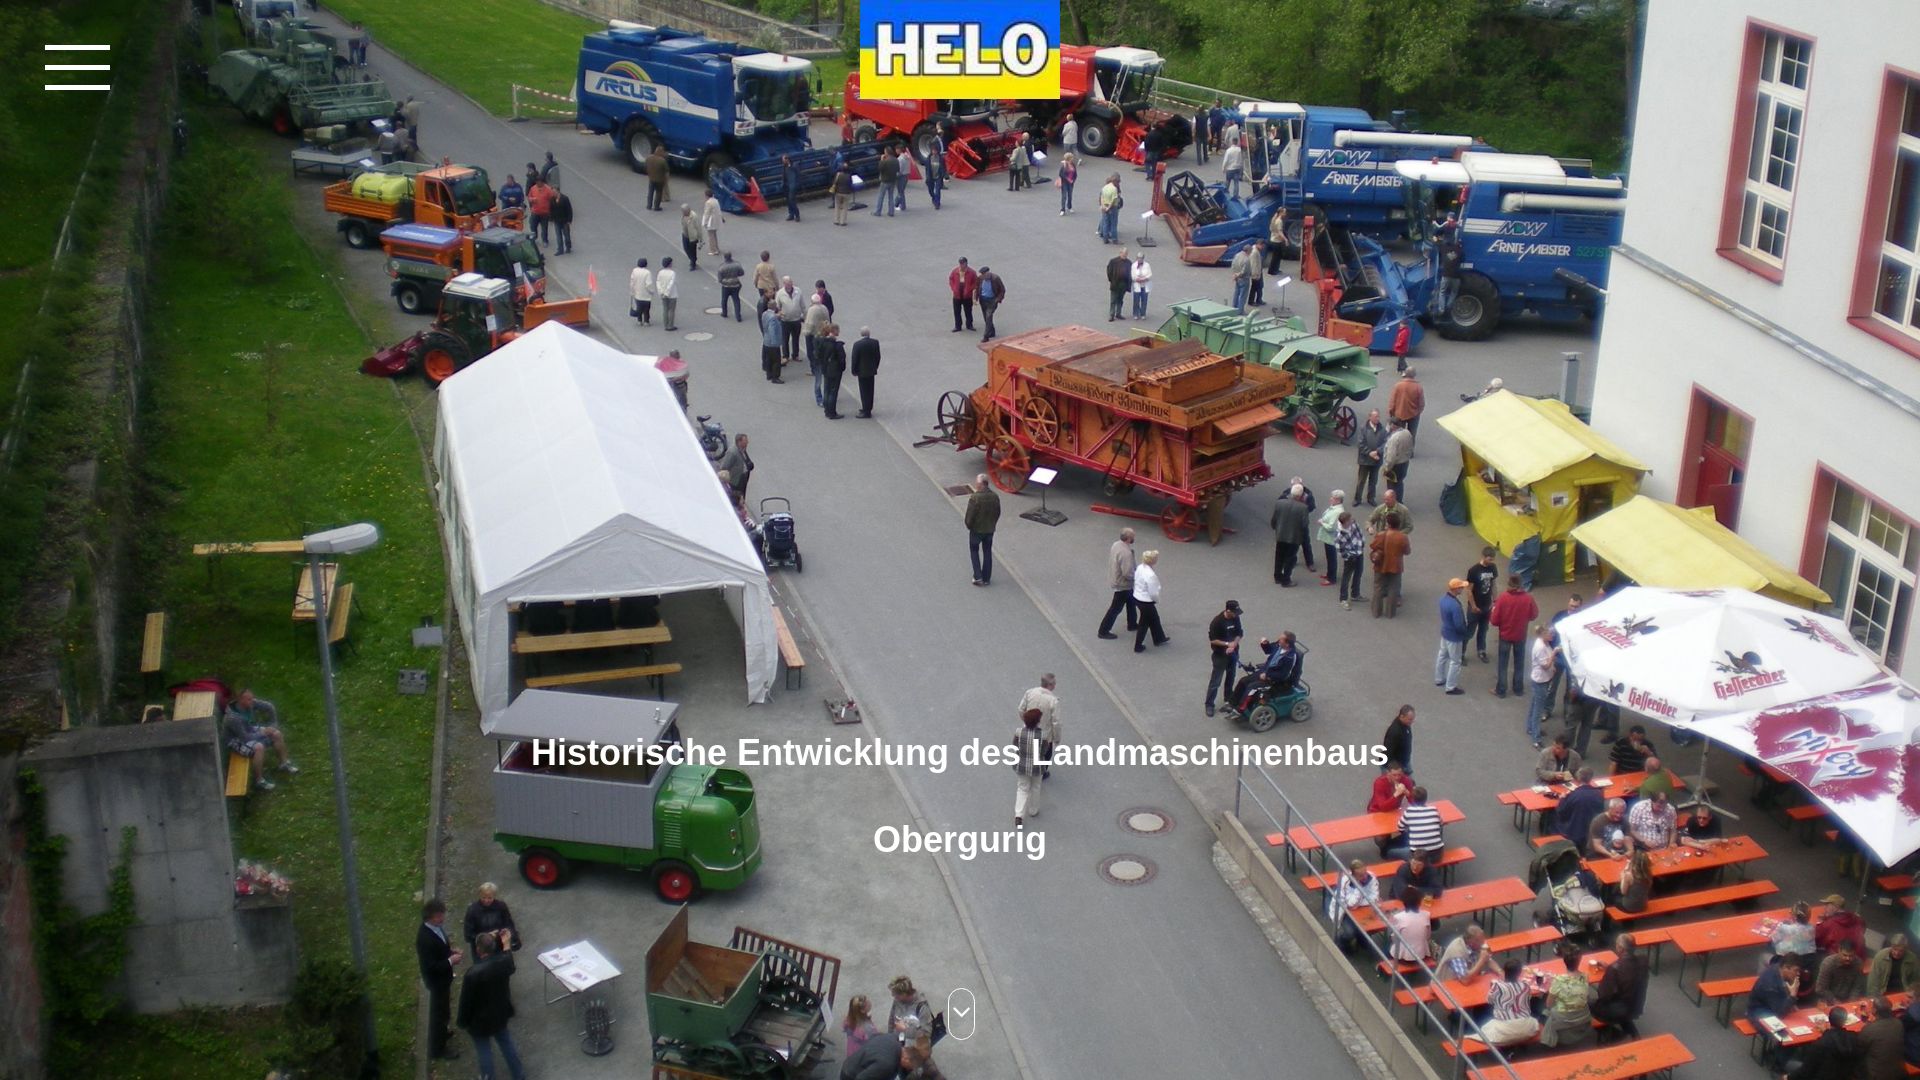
left=1496, top=770, right=1684, bottom=832
left=1664, top=904, right=1828, bottom=986
left=1583, top=834, right=1766, bottom=887
left=1467, top=1031, right=1694, bottom=1080
left=174, top=690, right=217, bottom=722
left=1400, top=949, right=1617, bottom=1016
left=1351, top=876, right=1536, bottom=936
left=293, top=562, right=339, bottom=623
left=1274, top=799, right=1467, bottom=872
left=511, top=624, right=672, bottom=654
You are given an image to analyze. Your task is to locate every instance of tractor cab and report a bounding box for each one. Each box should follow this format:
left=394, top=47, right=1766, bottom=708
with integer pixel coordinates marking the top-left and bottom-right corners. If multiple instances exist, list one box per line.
left=417, top=274, right=518, bottom=387
left=1091, top=46, right=1164, bottom=110
left=733, top=52, right=814, bottom=132
left=414, top=165, right=498, bottom=225
left=470, top=228, right=546, bottom=296
left=1239, top=102, right=1306, bottom=186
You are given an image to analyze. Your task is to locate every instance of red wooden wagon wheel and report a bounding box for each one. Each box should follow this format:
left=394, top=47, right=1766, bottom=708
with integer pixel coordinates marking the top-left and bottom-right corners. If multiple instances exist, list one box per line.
left=1292, top=412, right=1320, bottom=448
left=1159, top=503, right=1200, bottom=543
left=986, top=436, right=1031, bottom=493
left=1020, top=397, right=1060, bottom=446
left=1333, top=406, right=1358, bottom=444
left=936, top=390, right=980, bottom=447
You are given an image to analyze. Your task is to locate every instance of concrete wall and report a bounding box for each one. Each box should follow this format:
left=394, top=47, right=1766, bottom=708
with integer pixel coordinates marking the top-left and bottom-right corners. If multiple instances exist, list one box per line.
left=1214, top=812, right=1440, bottom=1080
left=1589, top=0, right=1920, bottom=671
left=19, top=720, right=295, bottom=1012
left=0, top=754, right=46, bottom=1080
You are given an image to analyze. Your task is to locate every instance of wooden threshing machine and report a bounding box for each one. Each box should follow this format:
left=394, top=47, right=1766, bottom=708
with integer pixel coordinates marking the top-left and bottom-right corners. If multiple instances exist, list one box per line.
left=934, top=327, right=1295, bottom=542
left=646, top=906, right=839, bottom=1079
left=1156, top=300, right=1381, bottom=448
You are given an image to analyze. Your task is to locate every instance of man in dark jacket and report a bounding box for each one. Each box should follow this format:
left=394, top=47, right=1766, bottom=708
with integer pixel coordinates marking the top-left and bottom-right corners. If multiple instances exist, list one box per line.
left=1463, top=547, right=1499, bottom=663
left=819, top=326, right=848, bottom=420
left=1783, top=1006, right=1862, bottom=1080
left=462, top=882, right=520, bottom=952
left=1269, top=485, right=1311, bottom=586
left=1860, top=996, right=1906, bottom=1080
left=645, top=146, right=669, bottom=211
left=782, top=154, right=801, bottom=221
left=1380, top=706, right=1414, bottom=773
left=964, top=474, right=1001, bottom=586
left=548, top=185, right=574, bottom=255
left=415, top=899, right=462, bottom=1060
left=841, top=1032, right=912, bottom=1080
left=458, top=930, right=525, bottom=1079
left=1553, top=768, right=1605, bottom=846
left=1389, top=851, right=1446, bottom=903
left=1106, top=247, right=1131, bottom=321
left=1354, top=410, right=1387, bottom=505
left=976, top=267, right=1005, bottom=342
left=850, top=327, right=882, bottom=417
left=1593, top=935, right=1649, bottom=1033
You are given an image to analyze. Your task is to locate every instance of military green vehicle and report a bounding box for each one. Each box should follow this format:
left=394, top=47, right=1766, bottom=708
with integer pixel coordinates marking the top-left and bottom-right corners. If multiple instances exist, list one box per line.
left=1158, top=299, right=1381, bottom=447
left=208, top=21, right=395, bottom=136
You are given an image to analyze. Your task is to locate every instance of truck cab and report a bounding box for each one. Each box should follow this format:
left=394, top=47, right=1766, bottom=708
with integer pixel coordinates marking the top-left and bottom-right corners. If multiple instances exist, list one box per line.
left=486, top=692, right=762, bottom=901
left=1394, top=150, right=1627, bottom=340
left=1240, top=101, right=1476, bottom=243
left=576, top=23, right=817, bottom=184
left=1042, top=43, right=1168, bottom=157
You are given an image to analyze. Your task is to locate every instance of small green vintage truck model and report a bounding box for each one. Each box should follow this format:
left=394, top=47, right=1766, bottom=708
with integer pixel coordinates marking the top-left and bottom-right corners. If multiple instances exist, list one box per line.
left=484, top=691, right=761, bottom=902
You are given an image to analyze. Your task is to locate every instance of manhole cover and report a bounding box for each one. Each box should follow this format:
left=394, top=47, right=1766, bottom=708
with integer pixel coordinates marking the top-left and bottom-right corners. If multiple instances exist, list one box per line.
left=1118, top=808, right=1174, bottom=835
left=703, top=306, right=723, bottom=315
left=683, top=332, right=715, bottom=342
left=1098, top=855, right=1157, bottom=885
left=943, top=484, right=973, bottom=496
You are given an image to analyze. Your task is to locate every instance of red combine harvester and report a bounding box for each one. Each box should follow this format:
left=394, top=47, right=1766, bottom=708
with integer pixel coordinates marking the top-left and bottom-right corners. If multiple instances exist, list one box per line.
left=838, top=73, right=1013, bottom=178
left=837, top=45, right=1188, bottom=178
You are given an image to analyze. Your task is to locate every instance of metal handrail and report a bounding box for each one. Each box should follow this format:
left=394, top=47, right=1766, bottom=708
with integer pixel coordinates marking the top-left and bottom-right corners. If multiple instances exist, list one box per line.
left=1235, top=757, right=1527, bottom=1080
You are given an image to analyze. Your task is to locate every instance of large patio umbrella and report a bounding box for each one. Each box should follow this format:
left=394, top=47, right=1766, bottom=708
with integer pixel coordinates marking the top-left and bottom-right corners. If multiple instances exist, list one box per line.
left=1686, top=681, right=1920, bottom=866
left=1557, top=587, right=1884, bottom=724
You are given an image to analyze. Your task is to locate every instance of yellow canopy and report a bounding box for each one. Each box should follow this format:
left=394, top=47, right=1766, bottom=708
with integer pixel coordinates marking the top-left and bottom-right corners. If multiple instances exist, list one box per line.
left=1435, top=391, right=1648, bottom=486
left=1570, top=495, right=1831, bottom=608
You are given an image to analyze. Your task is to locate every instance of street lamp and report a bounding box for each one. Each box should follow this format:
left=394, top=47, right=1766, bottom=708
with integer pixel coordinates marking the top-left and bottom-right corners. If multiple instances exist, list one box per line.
left=303, top=522, right=382, bottom=1078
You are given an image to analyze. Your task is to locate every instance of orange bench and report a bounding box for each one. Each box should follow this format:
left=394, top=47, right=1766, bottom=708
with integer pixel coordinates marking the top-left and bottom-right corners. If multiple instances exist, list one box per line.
left=1784, top=802, right=1827, bottom=842
left=1462, top=1033, right=1694, bottom=1079
left=1302, top=848, right=1476, bottom=891
left=1878, top=873, right=1915, bottom=892
left=1375, top=925, right=1565, bottom=978
left=1699, top=975, right=1756, bottom=1025
left=1606, top=879, right=1779, bottom=923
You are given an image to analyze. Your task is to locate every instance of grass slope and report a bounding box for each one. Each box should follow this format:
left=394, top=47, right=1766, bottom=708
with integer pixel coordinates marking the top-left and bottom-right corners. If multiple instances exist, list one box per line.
left=90, top=102, right=444, bottom=1076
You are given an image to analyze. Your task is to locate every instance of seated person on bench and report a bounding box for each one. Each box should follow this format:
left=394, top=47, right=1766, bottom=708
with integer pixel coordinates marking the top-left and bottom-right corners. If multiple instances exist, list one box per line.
left=224, top=689, right=299, bottom=791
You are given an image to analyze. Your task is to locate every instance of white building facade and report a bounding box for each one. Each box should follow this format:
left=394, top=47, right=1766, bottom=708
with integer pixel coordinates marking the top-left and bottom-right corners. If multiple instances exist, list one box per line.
left=1590, top=0, right=1920, bottom=672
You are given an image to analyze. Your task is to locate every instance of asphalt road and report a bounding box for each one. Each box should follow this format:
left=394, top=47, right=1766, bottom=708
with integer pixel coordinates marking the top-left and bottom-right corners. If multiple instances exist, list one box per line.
left=278, top=16, right=1894, bottom=1080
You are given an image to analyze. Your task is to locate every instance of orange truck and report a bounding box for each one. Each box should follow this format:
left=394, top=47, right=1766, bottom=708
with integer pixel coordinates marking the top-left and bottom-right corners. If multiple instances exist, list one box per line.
left=323, top=161, right=522, bottom=249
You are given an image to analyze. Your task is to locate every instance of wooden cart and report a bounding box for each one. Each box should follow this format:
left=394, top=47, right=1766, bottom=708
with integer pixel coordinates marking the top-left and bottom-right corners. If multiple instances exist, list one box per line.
left=646, top=907, right=839, bottom=1079
left=935, top=326, right=1295, bottom=542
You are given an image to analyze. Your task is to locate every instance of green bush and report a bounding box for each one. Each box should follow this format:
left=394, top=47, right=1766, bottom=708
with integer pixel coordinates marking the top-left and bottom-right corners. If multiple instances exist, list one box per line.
left=275, top=957, right=372, bottom=1076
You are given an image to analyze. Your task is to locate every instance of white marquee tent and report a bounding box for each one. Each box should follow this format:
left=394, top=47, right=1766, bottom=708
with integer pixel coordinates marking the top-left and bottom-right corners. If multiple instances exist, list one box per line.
left=434, top=321, right=775, bottom=710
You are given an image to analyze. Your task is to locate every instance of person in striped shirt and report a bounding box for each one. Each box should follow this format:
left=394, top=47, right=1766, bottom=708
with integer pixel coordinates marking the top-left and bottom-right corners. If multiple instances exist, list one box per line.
left=1385, top=786, right=1444, bottom=862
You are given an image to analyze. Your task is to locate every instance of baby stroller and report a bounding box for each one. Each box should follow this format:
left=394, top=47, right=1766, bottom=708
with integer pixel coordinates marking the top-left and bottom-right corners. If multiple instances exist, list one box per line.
left=1528, top=838, right=1606, bottom=940
left=759, top=497, right=801, bottom=572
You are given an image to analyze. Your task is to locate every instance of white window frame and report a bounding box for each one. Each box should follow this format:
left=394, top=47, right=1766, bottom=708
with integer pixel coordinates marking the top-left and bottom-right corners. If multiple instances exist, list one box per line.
left=1871, top=79, right=1920, bottom=342
left=1737, top=31, right=1812, bottom=265
left=1821, top=480, right=1916, bottom=669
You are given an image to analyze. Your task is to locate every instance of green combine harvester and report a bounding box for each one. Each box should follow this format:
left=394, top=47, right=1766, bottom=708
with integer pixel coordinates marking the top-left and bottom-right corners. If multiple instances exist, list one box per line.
left=1156, top=299, right=1381, bottom=447
left=208, top=21, right=395, bottom=136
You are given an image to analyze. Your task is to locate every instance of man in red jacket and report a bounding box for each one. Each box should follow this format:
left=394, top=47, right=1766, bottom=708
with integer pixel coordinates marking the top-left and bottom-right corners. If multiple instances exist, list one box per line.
left=1369, top=761, right=1413, bottom=813
left=1488, top=575, right=1537, bottom=698
left=949, top=256, right=978, bottom=334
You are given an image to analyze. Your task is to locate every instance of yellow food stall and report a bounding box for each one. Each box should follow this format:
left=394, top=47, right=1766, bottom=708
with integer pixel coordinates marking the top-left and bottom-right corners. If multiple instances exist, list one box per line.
left=1435, top=391, right=1647, bottom=583
left=1570, top=496, right=1830, bottom=608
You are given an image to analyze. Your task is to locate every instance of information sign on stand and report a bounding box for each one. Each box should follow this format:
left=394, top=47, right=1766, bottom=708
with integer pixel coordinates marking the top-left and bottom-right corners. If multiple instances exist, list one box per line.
left=1020, top=467, right=1067, bottom=526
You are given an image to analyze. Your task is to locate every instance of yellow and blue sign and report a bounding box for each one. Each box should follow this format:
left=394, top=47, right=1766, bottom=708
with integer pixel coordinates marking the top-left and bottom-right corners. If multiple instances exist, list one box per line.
left=860, top=0, right=1059, bottom=98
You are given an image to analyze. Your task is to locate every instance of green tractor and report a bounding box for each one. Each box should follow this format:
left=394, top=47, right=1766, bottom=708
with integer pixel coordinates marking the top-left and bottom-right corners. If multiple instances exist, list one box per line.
left=208, top=21, right=394, bottom=136
left=1157, top=299, right=1380, bottom=447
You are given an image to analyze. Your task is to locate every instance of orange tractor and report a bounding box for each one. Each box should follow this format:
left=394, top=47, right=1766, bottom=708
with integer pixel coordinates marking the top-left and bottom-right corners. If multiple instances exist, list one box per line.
left=933, top=326, right=1292, bottom=543
left=323, top=161, right=522, bottom=249
left=360, top=273, right=589, bottom=387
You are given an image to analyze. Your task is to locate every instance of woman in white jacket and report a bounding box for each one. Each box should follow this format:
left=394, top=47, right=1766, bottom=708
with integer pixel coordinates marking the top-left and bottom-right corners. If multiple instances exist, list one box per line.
left=1130, top=254, right=1152, bottom=320
left=1132, top=550, right=1167, bottom=651
left=628, top=257, right=654, bottom=325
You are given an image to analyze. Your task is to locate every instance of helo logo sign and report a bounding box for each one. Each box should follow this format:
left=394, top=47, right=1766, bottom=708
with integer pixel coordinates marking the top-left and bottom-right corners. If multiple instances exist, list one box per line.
left=861, top=0, right=1060, bottom=98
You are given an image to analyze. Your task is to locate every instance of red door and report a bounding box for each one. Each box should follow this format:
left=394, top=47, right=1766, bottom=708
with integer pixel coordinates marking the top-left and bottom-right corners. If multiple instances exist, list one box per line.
left=1682, top=391, right=1751, bottom=529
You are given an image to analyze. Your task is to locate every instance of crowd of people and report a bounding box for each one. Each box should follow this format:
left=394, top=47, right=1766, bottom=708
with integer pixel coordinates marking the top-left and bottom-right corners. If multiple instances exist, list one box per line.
left=416, top=883, right=526, bottom=1078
